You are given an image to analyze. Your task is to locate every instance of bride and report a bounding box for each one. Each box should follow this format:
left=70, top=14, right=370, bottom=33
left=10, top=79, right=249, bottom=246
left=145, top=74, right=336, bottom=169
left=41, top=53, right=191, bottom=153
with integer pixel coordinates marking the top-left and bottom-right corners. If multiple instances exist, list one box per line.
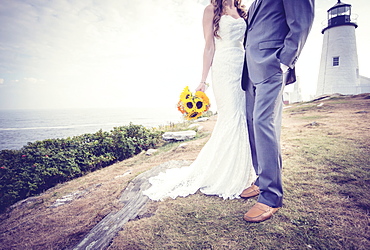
left=143, top=0, right=255, bottom=201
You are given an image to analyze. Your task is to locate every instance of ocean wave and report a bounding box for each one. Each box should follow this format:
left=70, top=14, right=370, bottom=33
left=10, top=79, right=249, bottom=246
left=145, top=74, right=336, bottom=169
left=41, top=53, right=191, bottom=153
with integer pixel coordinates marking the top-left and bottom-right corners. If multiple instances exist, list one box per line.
left=0, top=107, right=181, bottom=150
left=0, top=123, right=125, bottom=131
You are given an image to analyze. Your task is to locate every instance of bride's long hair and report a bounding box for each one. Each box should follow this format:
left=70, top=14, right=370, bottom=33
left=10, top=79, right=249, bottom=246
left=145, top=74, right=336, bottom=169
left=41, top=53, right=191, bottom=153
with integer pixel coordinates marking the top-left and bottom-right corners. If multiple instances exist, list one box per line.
left=211, top=0, right=247, bottom=38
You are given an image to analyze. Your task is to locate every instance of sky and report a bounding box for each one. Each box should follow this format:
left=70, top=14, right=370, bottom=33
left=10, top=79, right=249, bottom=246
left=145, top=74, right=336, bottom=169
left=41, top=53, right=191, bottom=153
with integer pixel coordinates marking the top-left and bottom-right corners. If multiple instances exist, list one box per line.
left=0, top=0, right=369, bottom=110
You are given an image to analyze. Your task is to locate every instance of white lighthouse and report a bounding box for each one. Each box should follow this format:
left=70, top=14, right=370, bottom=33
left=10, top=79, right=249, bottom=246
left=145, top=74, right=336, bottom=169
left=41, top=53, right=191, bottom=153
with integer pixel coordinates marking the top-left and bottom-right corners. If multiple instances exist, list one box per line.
left=316, top=0, right=360, bottom=96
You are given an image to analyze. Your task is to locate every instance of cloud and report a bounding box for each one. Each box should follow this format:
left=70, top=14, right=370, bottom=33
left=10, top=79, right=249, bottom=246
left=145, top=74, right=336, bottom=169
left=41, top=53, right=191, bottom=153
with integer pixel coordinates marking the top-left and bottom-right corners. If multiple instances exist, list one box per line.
left=0, top=0, right=204, bottom=78
left=23, top=77, right=42, bottom=84
left=0, top=79, right=4, bottom=84
left=0, top=0, right=207, bottom=109
left=3, top=0, right=367, bottom=109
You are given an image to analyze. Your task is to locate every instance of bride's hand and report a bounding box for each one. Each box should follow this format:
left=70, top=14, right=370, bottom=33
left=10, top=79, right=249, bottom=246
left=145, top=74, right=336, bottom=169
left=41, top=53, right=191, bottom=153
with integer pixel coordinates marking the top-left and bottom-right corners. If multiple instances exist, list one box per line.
left=195, top=82, right=209, bottom=92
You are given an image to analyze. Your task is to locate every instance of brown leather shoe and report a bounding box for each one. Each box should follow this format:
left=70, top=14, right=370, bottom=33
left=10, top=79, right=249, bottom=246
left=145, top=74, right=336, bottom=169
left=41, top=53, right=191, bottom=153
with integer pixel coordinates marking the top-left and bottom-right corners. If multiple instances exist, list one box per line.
left=240, top=184, right=260, bottom=198
left=243, top=202, right=280, bottom=223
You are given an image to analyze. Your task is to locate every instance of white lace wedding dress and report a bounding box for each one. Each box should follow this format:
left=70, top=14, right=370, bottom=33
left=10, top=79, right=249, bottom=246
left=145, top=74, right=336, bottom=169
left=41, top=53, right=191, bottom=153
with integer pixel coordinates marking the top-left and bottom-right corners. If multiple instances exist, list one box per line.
left=143, top=15, right=255, bottom=201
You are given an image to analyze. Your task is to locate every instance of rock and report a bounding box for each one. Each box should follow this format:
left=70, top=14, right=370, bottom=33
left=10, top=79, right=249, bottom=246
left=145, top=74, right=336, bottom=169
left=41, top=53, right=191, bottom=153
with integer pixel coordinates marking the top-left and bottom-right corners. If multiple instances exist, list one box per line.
left=50, top=183, right=101, bottom=208
left=145, top=149, right=158, bottom=156
left=10, top=196, right=43, bottom=210
left=50, top=190, right=87, bottom=208
left=195, top=117, right=209, bottom=122
left=304, top=121, right=320, bottom=127
left=177, top=143, right=188, bottom=149
left=162, top=130, right=196, bottom=141
left=71, top=160, right=192, bottom=250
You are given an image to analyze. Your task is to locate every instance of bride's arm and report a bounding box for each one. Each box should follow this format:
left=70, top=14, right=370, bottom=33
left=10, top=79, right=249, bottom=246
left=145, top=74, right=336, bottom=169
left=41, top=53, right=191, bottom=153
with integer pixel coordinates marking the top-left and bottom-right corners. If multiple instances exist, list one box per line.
left=195, top=5, right=215, bottom=92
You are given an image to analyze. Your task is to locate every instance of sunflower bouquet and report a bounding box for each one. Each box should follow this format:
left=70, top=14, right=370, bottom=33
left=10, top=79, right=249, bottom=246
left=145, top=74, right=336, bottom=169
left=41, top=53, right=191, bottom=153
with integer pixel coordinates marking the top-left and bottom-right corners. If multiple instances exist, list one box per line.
left=177, top=86, right=210, bottom=120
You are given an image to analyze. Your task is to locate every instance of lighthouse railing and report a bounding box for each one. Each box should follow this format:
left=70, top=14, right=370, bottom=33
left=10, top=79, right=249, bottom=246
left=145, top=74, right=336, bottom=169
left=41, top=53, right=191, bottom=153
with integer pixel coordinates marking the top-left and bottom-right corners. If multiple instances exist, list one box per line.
left=321, top=13, right=358, bottom=30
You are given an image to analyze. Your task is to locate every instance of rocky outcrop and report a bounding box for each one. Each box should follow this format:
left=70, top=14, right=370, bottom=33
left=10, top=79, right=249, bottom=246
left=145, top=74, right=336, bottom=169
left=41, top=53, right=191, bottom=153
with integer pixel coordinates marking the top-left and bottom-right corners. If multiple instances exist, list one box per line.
left=71, top=160, right=192, bottom=250
left=162, top=130, right=196, bottom=141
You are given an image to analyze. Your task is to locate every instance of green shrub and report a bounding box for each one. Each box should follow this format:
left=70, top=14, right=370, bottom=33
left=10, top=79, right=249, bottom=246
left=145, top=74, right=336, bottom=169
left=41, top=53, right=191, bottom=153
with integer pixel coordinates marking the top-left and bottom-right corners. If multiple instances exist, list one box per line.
left=0, top=123, right=163, bottom=212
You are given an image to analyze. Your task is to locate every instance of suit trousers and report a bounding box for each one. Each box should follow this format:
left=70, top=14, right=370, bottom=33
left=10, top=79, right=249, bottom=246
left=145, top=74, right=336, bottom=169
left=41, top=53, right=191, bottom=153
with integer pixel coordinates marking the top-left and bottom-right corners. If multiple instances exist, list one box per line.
left=245, top=71, right=287, bottom=208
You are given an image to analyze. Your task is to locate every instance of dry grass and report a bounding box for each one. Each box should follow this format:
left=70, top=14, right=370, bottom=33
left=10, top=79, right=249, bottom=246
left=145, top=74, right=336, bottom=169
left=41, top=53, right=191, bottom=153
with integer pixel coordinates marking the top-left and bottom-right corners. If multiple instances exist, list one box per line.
left=0, top=117, right=216, bottom=250
left=1, top=95, right=369, bottom=249
left=109, top=94, right=370, bottom=250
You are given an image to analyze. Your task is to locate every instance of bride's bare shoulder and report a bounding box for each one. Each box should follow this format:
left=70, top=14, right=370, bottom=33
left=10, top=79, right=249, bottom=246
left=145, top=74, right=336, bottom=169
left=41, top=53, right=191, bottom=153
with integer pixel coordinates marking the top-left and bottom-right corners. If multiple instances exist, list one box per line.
left=204, top=4, right=215, bottom=17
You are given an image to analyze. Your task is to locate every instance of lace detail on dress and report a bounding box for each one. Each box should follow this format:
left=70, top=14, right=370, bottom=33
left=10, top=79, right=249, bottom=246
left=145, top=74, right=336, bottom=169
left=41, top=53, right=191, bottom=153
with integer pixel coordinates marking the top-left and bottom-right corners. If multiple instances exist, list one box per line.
left=143, top=15, right=255, bottom=201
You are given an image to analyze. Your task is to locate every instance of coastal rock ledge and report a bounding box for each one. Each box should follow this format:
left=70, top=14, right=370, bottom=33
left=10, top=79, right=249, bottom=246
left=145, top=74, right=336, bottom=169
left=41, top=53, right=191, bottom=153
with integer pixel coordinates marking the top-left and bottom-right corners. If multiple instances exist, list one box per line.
left=71, top=160, right=192, bottom=250
left=162, top=130, right=196, bottom=141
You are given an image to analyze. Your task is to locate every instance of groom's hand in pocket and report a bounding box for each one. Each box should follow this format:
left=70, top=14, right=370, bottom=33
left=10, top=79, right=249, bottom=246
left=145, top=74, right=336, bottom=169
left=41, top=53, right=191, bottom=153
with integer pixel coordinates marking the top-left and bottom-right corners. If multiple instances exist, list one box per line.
left=280, top=63, right=289, bottom=73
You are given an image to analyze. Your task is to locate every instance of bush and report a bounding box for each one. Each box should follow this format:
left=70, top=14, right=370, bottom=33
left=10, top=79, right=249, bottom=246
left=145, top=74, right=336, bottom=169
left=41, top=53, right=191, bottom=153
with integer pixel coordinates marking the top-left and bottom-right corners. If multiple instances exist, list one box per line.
left=0, top=123, right=163, bottom=212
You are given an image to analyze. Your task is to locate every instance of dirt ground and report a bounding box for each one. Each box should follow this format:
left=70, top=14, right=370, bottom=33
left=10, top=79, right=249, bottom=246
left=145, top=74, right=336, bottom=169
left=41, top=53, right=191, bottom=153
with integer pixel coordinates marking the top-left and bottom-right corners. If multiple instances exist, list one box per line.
left=0, top=116, right=217, bottom=249
left=0, top=94, right=369, bottom=249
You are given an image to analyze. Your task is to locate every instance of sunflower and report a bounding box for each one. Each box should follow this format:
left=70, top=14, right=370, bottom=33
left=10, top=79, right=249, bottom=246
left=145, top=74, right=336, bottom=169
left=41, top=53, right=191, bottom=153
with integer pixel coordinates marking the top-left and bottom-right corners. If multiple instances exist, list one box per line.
left=186, top=110, right=202, bottom=120
left=194, top=91, right=211, bottom=113
left=180, top=86, right=193, bottom=103
left=193, top=96, right=207, bottom=113
left=195, top=91, right=210, bottom=107
left=177, top=86, right=211, bottom=120
left=183, top=98, right=196, bottom=113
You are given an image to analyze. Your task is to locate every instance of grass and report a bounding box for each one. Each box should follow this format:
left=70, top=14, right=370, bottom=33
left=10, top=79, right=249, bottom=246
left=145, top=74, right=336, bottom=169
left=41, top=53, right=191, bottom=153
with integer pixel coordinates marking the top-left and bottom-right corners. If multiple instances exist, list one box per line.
left=108, top=95, right=370, bottom=250
left=155, top=112, right=215, bottom=133
left=286, top=104, right=319, bottom=113
left=298, top=115, right=327, bottom=120
left=1, top=95, right=369, bottom=249
left=108, top=130, right=370, bottom=249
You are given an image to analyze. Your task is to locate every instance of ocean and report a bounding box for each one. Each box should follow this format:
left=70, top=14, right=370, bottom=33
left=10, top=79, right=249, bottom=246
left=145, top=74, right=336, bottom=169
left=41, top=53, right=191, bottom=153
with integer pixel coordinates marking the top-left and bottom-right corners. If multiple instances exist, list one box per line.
left=0, top=107, right=182, bottom=151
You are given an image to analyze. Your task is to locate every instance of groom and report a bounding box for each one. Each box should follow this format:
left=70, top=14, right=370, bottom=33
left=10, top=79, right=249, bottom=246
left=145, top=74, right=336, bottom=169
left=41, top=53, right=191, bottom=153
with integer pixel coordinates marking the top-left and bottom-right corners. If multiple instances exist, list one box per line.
left=241, top=0, right=314, bottom=222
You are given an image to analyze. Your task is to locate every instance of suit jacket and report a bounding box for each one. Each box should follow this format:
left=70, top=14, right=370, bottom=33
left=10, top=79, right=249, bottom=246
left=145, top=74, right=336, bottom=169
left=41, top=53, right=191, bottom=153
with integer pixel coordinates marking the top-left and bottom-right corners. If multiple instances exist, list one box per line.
left=241, top=0, right=315, bottom=89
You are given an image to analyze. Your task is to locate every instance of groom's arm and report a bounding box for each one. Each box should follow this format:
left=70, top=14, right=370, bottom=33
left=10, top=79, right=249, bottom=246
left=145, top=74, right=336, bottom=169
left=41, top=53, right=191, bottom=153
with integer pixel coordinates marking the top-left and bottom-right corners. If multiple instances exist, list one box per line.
left=279, top=0, right=315, bottom=69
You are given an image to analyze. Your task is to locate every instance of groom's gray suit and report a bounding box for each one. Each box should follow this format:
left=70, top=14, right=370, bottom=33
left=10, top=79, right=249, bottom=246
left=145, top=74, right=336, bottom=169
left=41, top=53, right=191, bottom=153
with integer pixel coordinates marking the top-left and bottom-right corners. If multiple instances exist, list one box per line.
left=242, top=0, right=314, bottom=208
